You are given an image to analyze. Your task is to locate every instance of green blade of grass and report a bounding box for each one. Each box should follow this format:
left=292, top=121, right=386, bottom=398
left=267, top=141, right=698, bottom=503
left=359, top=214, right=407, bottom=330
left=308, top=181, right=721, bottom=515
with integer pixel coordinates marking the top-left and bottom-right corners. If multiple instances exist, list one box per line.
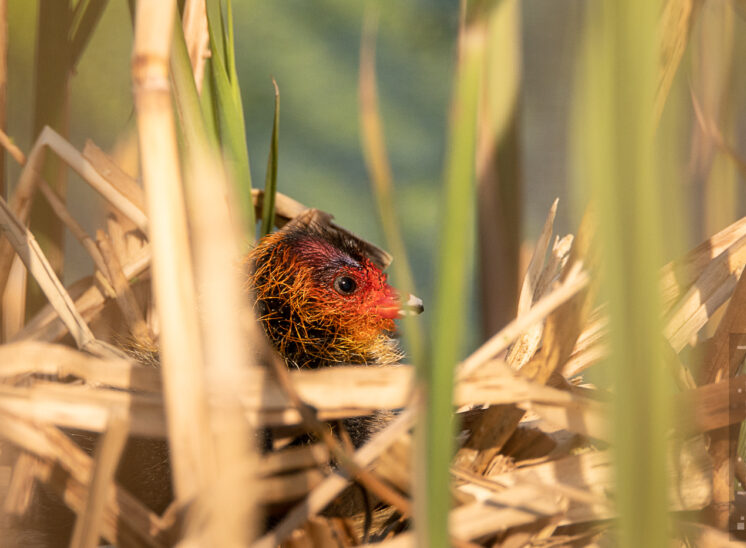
left=415, top=25, right=483, bottom=548
left=205, top=0, right=254, bottom=236
left=27, top=1, right=74, bottom=316
left=170, top=17, right=212, bottom=153
left=260, top=79, right=280, bottom=238
left=69, top=0, right=109, bottom=68
left=200, top=57, right=219, bottom=143
left=573, top=0, right=671, bottom=546
left=358, top=11, right=425, bottom=365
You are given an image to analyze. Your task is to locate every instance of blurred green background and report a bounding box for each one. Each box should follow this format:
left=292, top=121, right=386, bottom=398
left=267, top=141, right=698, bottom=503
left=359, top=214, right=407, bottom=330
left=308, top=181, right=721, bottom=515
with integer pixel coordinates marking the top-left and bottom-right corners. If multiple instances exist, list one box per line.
left=7, top=1, right=743, bottom=348
left=5, top=1, right=583, bottom=347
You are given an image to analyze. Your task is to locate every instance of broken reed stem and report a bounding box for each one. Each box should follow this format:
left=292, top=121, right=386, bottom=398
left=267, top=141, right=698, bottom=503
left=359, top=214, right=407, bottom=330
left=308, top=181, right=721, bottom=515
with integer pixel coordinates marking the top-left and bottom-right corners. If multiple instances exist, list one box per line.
left=37, top=178, right=109, bottom=277
left=515, top=199, right=558, bottom=316
left=660, top=209, right=746, bottom=313
left=132, top=0, right=215, bottom=508
left=96, top=229, right=153, bottom=345
left=181, top=138, right=259, bottom=546
left=0, top=341, right=160, bottom=392
left=690, top=86, right=746, bottom=180
left=0, top=192, right=126, bottom=359
left=0, top=127, right=25, bottom=165
left=0, top=125, right=147, bottom=302
left=33, top=127, right=148, bottom=232
left=4, top=451, right=39, bottom=516
left=83, top=140, right=146, bottom=213
left=13, top=244, right=151, bottom=344
left=265, top=348, right=413, bottom=517
left=0, top=131, right=43, bottom=301
left=252, top=408, right=416, bottom=548
left=181, top=0, right=209, bottom=92
left=70, top=409, right=131, bottom=548
left=0, top=409, right=168, bottom=547
left=699, top=257, right=746, bottom=526
left=457, top=263, right=589, bottom=380
left=11, top=189, right=293, bottom=348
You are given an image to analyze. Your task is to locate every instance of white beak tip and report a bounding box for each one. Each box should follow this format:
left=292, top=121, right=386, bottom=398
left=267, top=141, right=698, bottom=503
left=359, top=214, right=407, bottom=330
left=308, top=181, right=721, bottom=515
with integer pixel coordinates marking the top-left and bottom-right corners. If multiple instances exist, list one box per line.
left=398, top=294, right=424, bottom=316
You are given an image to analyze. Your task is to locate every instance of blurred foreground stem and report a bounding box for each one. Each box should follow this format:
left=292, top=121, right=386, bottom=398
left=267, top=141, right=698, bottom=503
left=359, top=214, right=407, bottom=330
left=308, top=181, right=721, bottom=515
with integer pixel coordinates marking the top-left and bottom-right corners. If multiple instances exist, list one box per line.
left=416, top=22, right=482, bottom=548
left=575, top=0, right=671, bottom=546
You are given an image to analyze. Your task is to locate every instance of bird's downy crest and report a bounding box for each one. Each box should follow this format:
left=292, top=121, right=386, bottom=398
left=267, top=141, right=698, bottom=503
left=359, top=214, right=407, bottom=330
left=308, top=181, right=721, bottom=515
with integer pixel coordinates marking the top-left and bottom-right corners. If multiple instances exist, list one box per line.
left=248, top=209, right=408, bottom=368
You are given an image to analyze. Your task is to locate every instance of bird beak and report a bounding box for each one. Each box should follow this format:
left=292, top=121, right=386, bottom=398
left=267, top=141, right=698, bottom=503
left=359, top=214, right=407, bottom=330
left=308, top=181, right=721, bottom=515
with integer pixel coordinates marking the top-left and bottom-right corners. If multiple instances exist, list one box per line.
left=375, top=290, right=424, bottom=319
left=398, top=294, right=424, bottom=317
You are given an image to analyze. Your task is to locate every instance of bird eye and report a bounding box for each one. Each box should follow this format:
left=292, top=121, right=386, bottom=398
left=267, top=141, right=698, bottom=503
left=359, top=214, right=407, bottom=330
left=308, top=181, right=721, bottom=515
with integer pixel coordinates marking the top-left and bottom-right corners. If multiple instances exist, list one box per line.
left=333, top=275, right=358, bottom=296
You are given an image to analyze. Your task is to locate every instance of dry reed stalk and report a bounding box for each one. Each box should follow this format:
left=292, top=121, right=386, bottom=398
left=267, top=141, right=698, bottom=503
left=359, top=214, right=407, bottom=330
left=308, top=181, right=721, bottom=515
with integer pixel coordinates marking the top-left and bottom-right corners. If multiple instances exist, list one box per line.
left=516, top=199, right=558, bottom=316
left=0, top=131, right=44, bottom=300
left=1, top=134, right=105, bottom=343
left=2, top=256, right=25, bottom=340
left=0, top=360, right=605, bottom=439
left=525, top=368, right=741, bottom=440
left=13, top=244, right=151, bottom=343
left=14, top=189, right=302, bottom=348
left=0, top=410, right=169, bottom=547
left=655, top=0, right=701, bottom=124
left=253, top=408, right=416, bottom=548
left=451, top=465, right=608, bottom=509
left=698, top=257, right=746, bottom=527
left=0, top=140, right=21, bottom=207
left=457, top=262, right=589, bottom=380
left=456, top=209, right=597, bottom=476
left=181, top=0, right=209, bottom=92
left=690, top=86, right=746, bottom=180
left=132, top=0, right=215, bottom=510
left=482, top=439, right=711, bottom=522
left=660, top=214, right=746, bottom=312
left=0, top=192, right=126, bottom=359
left=534, top=234, right=573, bottom=297
left=264, top=340, right=414, bottom=519
left=181, top=124, right=259, bottom=545
left=21, top=127, right=147, bottom=231
left=0, top=128, right=22, bottom=165
left=258, top=443, right=330, bottom=477
left=83, top=140, right=146, bottom=213
left=520, top=397, right=607, bottom=442
left=680, top=522, right=746, bottom=547
left=506, top=199, right=559, bottom=370
left=374, top=484, right=564, bottom=548
left=96, top=229, right=153, bottom=345
left=664, top=234, right=746, bottom=352
left=105, top=214, right=135, bottom=270
left=0, top=126, right=147, bottom=304
left=0, top=341, right=159, bottom=391
left=570, top=218, right=746, bottom=377
left=69, top=409, right=130, bottom=548
left=0, top=381, right=165, bottom=437
left=677, top=375, right=746, bottom=432
left=37, top=179, right=109, bottom=276
left=3, top=451, right=39, bottom=516
left=520, top=208, right=598, bottom=383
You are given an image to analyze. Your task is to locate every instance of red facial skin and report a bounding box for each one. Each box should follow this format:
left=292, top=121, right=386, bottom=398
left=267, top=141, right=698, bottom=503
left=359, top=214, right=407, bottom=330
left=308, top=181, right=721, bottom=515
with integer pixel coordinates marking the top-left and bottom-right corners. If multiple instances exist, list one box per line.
left=249, top=230, right=403, bottom=368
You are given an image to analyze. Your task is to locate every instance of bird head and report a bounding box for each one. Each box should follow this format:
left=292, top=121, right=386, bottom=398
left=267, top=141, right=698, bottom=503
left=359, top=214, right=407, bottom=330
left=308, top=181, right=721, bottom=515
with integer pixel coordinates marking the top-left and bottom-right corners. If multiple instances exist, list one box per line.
left=248, top=209, right=422, bottom=368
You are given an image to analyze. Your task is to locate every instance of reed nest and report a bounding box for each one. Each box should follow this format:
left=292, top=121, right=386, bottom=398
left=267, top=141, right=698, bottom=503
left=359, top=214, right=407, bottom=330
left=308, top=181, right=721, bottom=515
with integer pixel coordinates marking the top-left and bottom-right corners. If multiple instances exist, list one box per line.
left=0, top=125, right=743, bottom=547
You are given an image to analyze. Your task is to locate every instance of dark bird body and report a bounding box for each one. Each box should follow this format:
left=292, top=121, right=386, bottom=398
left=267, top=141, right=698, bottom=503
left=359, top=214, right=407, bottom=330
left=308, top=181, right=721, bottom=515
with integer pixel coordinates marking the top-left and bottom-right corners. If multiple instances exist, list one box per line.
left=3, top=209, right=422, bottom=546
